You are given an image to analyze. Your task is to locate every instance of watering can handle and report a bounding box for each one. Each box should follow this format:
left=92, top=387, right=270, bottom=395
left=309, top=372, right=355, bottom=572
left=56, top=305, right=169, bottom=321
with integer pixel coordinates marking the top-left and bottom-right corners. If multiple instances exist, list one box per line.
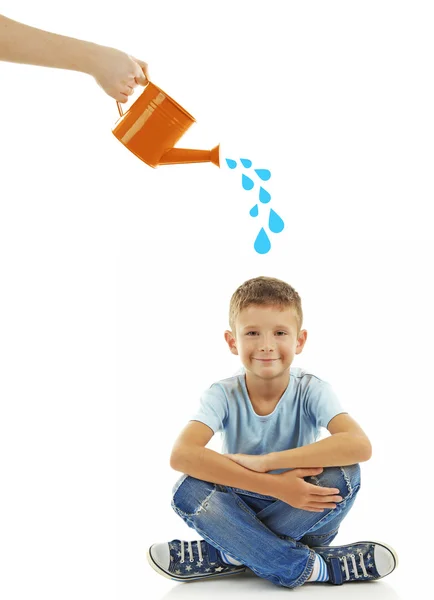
left=116, top=80, right=151, bottom=118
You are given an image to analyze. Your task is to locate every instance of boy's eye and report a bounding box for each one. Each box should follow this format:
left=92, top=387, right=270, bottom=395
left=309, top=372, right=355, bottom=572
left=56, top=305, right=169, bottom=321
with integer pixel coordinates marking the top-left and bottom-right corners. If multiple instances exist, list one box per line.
left=246, top=331, right=288, bottom=336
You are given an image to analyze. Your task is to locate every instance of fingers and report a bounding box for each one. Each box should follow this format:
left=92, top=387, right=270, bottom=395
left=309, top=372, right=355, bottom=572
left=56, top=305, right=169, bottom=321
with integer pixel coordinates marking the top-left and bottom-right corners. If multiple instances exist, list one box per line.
left=323, top=495, right=343, bottom=503
left=117, top=55, right=148, bottom=102
left=136, top=59, right=149, bottom=81
left=309, top=489, right=343, bottom=503
left=132, top=57, right=149, bottom=85
left=306, top=501, right=339, bottom=510
left=134, top=72, right=147, bottom=86
left=301, top=497, right=342, bottom=512
left=305, top=482, right=341, bottom=496
left=302, top=492, right=343, bottom=512
left=116, top=83, right=135, bottom=103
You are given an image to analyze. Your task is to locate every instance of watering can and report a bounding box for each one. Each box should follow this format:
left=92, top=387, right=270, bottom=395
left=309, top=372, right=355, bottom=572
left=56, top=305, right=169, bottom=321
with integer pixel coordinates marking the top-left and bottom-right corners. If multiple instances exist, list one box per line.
left=112, top=82, right=220, bottom=168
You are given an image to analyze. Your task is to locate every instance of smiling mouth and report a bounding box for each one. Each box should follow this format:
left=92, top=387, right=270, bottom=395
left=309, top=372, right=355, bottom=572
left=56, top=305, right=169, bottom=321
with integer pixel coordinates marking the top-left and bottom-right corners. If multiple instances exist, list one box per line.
left=254, top=358, right=279, bottom=362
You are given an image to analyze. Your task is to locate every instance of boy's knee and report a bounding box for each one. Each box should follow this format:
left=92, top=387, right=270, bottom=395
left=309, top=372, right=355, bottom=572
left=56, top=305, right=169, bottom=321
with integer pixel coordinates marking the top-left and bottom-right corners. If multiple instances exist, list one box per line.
left=171, top=475, right=217, bottom=517
left=340, top=463, right=361, bottom=496
left=306, top=464, right=361, bottom=500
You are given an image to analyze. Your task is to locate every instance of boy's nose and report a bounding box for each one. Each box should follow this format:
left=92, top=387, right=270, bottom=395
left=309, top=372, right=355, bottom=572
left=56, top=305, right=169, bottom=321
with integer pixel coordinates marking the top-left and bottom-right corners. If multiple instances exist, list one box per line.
left=259, top=336, right=276, bottom=351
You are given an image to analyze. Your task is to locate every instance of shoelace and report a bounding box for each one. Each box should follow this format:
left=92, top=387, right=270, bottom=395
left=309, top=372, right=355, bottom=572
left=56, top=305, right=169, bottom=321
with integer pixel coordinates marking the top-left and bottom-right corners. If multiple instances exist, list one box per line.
left=179, top=540, right=204, bottom=564
left=340, top=552, right=369, bottom=580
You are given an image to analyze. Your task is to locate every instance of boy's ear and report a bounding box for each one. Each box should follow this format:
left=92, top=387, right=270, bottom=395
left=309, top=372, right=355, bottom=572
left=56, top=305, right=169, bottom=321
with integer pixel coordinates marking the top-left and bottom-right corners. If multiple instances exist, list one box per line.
left=224, top=330, right=239, bottom=355
left=295, top=329, right=308, bottom=354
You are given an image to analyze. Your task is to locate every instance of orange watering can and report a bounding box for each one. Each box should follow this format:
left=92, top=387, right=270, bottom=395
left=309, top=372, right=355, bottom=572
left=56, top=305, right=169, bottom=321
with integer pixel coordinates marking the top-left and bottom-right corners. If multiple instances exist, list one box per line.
left=112, top=82, right=220, bottom=168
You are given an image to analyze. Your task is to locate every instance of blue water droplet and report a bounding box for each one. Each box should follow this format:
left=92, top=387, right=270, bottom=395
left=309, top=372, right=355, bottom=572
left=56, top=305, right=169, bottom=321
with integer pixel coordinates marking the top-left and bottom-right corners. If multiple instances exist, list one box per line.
left=225, top=158, right=237, bottom=169
left=254, top=228, right=271, bottom=254
left=240, top=158, right=252, bottom=168
left=249, top=204, right=259, bottom=217
left=255, top=169, right=271, bottom=181
left=269, top=208, right=285, bottom=233
left=242, top=174, right=254, bottom=190
left=259, top=187, right=271, bottom=203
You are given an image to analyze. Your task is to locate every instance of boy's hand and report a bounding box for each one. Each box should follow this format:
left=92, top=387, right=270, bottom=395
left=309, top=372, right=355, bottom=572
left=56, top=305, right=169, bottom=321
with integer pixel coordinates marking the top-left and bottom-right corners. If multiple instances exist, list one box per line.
left=88, top=45, right=149, bottom=102
left=225, top=453, right=268, bottom=473
left=272, top=467, right=343, bottom=512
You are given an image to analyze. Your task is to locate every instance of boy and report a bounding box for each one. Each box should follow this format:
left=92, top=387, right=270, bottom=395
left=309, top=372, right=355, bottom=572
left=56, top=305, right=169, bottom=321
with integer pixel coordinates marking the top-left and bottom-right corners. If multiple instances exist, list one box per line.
left=147, top=276, right=397, bottom=588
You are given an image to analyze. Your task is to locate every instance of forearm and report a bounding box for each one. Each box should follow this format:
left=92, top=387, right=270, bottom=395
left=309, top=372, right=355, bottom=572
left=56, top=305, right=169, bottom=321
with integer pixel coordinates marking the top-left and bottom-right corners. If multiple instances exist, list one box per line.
left=0, top=15, right=99, bottom=74
left=266, top=433, right=372, bottom=470
left=171, top=445, right=278, bottom=497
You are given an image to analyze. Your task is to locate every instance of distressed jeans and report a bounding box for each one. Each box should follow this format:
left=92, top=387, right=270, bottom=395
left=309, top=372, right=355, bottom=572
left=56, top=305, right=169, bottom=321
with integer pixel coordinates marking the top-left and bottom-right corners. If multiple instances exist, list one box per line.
left=171, top=464, right=361, bottom=588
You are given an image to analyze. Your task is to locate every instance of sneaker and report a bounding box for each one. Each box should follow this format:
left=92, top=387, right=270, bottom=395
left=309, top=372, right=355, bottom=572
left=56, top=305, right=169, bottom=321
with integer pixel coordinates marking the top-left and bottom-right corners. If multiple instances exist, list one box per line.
left=147, top=538, right=246, bottom=582
left=312, top=540, right=398, bottom=585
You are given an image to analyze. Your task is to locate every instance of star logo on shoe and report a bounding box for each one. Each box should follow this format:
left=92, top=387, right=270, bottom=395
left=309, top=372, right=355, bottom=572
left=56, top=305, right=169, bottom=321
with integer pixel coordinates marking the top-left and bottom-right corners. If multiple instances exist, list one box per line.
left=185, top=565, right=192, bottom=571
left=214, top=566, right=224, bottom=572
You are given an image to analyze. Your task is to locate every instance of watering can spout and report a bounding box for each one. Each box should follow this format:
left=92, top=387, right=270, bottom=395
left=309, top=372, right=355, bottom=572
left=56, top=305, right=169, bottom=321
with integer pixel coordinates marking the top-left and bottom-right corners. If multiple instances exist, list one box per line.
left=159, top=144, right=220, bottom=167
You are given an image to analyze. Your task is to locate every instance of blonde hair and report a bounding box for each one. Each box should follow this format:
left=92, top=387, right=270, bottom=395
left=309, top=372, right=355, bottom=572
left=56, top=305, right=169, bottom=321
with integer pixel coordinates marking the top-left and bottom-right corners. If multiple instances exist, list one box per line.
left=229, top=276, right=303, bottom=334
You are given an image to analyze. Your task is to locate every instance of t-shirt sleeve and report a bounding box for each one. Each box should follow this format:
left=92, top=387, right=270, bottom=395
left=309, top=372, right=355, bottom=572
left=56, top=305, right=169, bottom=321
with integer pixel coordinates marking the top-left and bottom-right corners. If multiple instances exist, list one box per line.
left=190, top=383, right=228, bottom=434
left=304, top=376, right=347, bottom=429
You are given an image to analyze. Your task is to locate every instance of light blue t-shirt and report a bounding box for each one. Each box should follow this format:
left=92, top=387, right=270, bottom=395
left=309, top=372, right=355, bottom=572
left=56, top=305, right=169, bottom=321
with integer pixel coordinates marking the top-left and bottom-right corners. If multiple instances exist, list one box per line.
left=190, top=367, right=346, bottom=465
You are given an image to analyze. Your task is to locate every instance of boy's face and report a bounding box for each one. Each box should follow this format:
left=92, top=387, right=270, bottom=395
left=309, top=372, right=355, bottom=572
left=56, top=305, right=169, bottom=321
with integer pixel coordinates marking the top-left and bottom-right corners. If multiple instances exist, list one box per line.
left=224, top=304, right=307, bottom=381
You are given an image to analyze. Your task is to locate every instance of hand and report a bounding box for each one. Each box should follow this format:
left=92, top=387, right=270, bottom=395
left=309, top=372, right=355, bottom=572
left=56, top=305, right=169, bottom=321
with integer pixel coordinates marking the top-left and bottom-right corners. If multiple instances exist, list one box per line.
left=89, top=45, right=149, bottom=102
left=271, top=467, right=343, bottom=512
left=224, top=453, right=268, bottom=473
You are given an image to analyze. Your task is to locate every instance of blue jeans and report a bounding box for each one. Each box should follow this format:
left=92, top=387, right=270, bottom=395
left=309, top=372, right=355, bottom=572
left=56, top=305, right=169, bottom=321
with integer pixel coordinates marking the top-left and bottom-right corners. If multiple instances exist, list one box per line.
left=171, top=464, right=361, bottom=588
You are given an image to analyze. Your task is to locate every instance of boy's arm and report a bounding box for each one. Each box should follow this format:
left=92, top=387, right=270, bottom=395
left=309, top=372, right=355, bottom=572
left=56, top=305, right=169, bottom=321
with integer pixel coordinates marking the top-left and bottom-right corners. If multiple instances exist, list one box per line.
left=0, top=15, right=101, bottom=73
left=227, top=414, right=372, bottom=471
left=267, top=413, right=371, bottom=469
left=172, top=421, right=345, bottom=511
left=171, top=421, right=280, bottom=497
left=0, top=15, right=148, bottom=101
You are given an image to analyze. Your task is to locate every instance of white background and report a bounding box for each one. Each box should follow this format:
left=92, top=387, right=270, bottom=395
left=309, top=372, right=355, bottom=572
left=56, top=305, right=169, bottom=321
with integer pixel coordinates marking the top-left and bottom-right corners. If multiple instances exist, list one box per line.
left=1, top=1, right=433, bottom=599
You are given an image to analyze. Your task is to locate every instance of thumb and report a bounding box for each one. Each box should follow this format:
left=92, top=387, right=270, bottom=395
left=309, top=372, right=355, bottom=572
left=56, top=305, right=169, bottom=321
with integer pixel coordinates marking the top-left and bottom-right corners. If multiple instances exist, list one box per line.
left=292, top=467, right=323, bottom=478
left=132, top=57, right=149, bottom=85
